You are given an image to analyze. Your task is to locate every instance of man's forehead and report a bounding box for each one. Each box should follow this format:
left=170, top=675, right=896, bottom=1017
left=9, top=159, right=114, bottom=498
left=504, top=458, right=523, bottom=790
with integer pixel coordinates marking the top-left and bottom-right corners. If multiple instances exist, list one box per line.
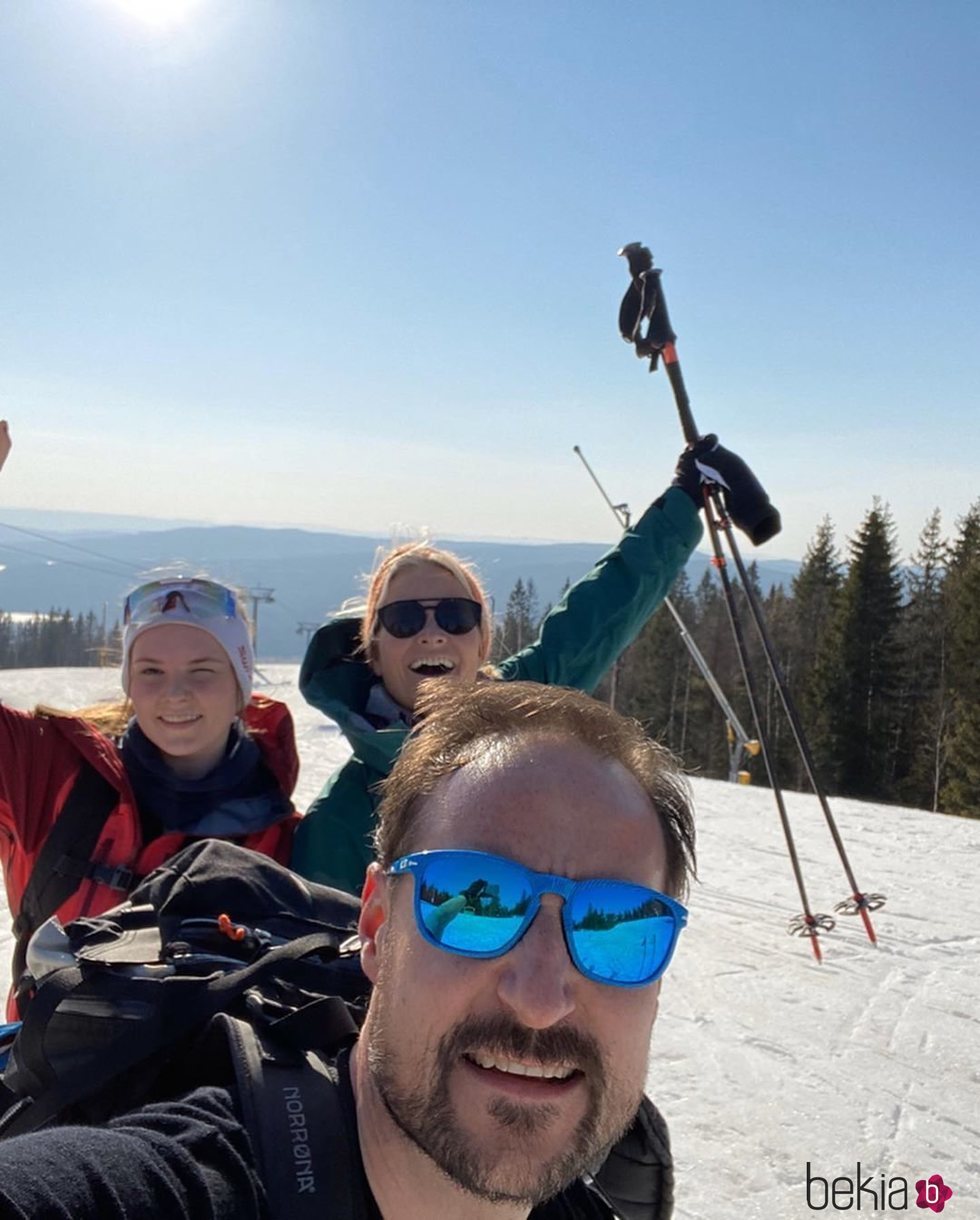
left=447, top=732, right=633, bottom=790
left=412, top=732, right=667, bottom=886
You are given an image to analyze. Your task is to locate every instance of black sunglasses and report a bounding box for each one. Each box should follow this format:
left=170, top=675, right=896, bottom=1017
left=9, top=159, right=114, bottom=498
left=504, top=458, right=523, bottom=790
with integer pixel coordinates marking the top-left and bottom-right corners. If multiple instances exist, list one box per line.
left=375, top=598, right=483, bottom=639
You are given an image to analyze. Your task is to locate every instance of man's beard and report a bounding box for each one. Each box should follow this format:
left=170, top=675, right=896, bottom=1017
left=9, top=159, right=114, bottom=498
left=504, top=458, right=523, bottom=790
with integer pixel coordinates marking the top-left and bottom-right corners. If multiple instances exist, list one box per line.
left=366, top=980, right=641, bottom=1205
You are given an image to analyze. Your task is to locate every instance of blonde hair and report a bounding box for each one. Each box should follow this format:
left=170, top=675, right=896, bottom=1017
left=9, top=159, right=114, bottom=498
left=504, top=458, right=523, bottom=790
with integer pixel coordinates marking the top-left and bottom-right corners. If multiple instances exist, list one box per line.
left=375, top=680, right=697, bottom=900
left=35, top=692, right=258, bottom=740
left=360, top=542, right=493, bottom=664
left=35, top=699, right=132, bottom=738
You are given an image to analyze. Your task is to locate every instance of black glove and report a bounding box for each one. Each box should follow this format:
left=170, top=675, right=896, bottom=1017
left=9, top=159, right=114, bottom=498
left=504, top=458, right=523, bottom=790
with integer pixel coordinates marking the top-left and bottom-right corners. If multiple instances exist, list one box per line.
left=673, top=435, right=782, bottom=546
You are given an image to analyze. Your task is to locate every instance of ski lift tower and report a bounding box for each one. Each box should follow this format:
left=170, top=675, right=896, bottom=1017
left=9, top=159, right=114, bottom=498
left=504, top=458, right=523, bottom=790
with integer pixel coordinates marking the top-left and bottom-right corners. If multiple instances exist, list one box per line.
left=297, top=621, right=320, bottom=645
left=245, top=587, right=275, bottom=660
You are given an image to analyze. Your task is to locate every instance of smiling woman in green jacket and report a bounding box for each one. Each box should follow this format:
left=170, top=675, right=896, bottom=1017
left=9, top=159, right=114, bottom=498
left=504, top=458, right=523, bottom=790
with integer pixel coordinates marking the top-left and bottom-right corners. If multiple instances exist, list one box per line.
left=292, top=434, right=775, bottom=895
left=291, top=452, right=724, bottom=895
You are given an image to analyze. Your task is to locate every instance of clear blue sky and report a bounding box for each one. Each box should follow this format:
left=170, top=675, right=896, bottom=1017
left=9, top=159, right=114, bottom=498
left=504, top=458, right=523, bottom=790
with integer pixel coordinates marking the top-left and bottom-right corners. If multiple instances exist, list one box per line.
left=1, top=0, right=977, bottom=561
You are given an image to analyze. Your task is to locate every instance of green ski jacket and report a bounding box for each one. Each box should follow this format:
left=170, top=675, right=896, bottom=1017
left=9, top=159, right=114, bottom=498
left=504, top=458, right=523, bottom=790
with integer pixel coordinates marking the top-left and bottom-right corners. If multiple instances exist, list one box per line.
left=291, top=487, right=702, bottom=894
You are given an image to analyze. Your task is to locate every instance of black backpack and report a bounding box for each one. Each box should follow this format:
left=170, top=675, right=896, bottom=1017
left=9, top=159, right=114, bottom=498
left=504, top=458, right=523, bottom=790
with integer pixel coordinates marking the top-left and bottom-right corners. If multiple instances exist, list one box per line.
left=0, top=839, right=370, bottom=1219
left=0, top=839, right=674, bottom=1220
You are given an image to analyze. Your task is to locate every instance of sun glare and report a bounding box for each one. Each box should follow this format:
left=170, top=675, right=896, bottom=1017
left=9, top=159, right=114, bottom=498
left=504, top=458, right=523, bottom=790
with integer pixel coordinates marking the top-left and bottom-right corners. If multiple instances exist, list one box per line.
left=108, top=0, right=203, bottom=30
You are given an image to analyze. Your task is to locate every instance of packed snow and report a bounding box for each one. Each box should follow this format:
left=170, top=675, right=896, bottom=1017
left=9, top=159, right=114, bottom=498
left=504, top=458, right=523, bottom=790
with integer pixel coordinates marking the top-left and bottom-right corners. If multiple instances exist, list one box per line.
left=0, top=666, right=975, bottom=1218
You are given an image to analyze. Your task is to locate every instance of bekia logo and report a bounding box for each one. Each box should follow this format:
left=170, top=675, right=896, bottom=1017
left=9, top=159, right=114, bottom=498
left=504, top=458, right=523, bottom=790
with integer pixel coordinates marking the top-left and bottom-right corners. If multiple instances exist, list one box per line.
left=806, top=1163, right=955, bottom=1212
left=916, top=1176, right=954, bottom=1213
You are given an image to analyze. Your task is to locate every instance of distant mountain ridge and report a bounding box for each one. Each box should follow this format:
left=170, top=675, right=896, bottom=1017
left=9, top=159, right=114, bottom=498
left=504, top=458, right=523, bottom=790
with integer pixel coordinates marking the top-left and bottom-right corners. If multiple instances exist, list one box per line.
left=0, top=506, right=215, bottom=535
left=0, top=518, right=800, bottom=661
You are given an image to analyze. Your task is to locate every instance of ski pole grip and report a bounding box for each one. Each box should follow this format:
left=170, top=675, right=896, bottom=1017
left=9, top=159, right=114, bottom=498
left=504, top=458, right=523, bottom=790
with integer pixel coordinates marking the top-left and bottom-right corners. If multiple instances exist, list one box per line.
left=617, top=243, right=700, bottom=443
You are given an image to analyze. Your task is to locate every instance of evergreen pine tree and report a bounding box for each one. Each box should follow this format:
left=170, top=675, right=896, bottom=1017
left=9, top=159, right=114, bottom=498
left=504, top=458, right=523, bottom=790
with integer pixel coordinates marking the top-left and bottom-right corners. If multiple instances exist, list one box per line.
left=894, top=510, right=950, bottom=809
left=941, top=500, right=980, bottom=816
left=617, top=572, right=695, bottom=747
left=107, top=618, right=123, bottom=666
left=758, top=580, right=796, bottom=786
left=0, top=611, right=13, bottom=668
left=789, top=517, right=843, bottom=789
left=685, top=568, right=733, bottom=779
left=494, top=578, right=540, bottom=661
left=811, top=500, right=904, bottom=799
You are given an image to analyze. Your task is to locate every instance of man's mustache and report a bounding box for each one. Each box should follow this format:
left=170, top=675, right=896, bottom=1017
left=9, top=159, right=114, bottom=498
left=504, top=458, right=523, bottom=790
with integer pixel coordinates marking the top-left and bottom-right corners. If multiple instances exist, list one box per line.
left=441, top=1013, right=603, bottom=1078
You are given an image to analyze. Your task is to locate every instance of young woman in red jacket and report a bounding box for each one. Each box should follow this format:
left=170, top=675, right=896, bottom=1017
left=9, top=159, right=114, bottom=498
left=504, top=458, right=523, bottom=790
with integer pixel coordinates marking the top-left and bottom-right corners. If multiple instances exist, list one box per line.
left=0, top=422, right=300, bottom=1014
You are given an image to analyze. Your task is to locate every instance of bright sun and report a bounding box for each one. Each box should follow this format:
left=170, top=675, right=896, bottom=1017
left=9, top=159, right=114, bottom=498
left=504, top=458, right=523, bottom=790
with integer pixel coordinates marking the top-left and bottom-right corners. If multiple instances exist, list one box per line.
left=109, top=0, right=203, bottom=29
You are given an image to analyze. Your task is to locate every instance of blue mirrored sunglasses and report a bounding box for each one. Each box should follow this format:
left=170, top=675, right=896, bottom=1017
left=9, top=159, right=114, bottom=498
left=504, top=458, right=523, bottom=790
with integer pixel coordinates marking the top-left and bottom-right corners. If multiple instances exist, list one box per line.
left=388, top=849, right=687, bottom=988
left=124, top=578, right=239, bottom=627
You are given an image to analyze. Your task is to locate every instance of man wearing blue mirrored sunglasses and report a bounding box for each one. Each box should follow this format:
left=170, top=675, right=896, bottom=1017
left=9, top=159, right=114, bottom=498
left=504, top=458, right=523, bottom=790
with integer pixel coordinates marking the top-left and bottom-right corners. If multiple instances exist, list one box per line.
left=354, top=678, right=696, bottom=1217
left=0, top=681, right=695, bottom=1220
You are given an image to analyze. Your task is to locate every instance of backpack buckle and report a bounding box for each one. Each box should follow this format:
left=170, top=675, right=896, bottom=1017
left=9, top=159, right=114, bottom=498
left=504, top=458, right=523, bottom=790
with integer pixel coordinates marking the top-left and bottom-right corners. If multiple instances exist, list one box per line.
left=94, top=865, right=136, bottom=892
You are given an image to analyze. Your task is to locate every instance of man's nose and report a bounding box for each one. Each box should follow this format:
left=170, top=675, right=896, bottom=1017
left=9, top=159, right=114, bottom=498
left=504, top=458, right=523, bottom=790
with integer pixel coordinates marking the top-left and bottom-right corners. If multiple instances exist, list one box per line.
left=495, top=902, right=576, bottom=1030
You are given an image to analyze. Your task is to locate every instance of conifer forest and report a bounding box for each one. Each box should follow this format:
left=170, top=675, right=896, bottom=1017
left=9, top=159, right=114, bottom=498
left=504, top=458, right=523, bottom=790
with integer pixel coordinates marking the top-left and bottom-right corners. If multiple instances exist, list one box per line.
left=0, top=610, right=121, bottom=670
left=495, top=501, right=980, bottom=819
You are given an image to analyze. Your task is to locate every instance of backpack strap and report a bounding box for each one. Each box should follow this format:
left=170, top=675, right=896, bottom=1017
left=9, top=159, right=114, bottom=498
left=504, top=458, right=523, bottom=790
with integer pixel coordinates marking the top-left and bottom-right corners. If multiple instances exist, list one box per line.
left=11, top=762, right=121, bottom=1012
left=219, top=1015, right=366, bottom=1220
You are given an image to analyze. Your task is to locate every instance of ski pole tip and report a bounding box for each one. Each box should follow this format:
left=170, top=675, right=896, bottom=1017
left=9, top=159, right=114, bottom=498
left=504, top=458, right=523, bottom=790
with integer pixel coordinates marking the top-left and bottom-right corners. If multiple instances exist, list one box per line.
left=859, top=908, right=879, bottom=946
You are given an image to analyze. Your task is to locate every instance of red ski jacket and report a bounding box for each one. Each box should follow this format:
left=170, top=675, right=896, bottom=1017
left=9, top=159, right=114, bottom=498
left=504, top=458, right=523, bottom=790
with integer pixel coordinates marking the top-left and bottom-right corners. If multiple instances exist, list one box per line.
left=0, top=695, right=301, bottom=1015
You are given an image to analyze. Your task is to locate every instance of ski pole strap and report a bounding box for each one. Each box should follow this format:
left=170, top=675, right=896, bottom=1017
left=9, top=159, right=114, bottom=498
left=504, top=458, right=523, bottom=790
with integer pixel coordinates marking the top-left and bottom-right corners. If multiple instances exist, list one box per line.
left=617, top=244, right=677, bottom=365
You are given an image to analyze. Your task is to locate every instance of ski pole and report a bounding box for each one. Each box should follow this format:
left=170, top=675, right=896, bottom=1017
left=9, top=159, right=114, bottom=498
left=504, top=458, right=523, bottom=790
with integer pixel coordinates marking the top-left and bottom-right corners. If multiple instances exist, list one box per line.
left=572, top=445, right=759, bottom=781
left=702, top=483, right=834, bottom=960
left=617, top=243, right=883, bottom=950
left=616, top=243, right=829, bottom=953
left=703, top=507, right=886, bottom=941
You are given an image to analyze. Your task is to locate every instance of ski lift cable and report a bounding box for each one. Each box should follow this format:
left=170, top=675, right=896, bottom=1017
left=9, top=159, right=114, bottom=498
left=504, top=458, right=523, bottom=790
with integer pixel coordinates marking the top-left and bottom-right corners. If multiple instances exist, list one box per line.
left=0, top=518, right=138, bottom=576
left=0, top=539, right=140, bottom=582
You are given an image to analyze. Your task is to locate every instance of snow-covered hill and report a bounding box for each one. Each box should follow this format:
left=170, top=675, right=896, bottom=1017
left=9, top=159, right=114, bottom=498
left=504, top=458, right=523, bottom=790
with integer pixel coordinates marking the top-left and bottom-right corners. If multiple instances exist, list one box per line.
left=1, top=667, right=975, bottom=1218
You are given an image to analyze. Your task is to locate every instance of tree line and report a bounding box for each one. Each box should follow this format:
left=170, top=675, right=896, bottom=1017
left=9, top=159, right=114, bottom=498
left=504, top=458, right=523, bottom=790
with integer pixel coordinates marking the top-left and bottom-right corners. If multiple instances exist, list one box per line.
left=498, top=500, right=980, bottom=819
left=6, top=498, right=979, bottom=819
left=0, top=610, right=121, bottom=669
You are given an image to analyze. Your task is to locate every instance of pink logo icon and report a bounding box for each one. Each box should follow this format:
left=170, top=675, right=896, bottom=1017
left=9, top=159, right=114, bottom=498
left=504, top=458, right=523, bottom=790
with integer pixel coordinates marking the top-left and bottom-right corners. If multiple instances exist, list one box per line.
left=916, top=1174, right=953, bottom=1212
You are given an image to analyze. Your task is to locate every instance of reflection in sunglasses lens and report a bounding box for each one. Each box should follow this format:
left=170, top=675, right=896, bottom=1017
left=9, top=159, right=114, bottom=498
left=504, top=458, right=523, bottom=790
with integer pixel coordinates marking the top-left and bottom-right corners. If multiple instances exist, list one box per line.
left=569, top=883, right=674, bottom=984
left=418, top=857, right=531, bottom=953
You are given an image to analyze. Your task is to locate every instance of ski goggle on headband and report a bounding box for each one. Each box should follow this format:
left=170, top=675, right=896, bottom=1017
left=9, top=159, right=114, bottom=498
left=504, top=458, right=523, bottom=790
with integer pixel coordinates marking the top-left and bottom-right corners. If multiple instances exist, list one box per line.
left=375, top=597, right=482, bottom=639
left=388, top=850, right=688, bottom=988
left=123, top=578, right=241, bottom=627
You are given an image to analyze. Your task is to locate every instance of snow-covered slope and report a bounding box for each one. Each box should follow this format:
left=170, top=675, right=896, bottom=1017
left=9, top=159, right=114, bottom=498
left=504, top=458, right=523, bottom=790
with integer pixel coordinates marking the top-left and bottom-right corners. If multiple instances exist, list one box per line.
left=1, top=667, right=975, bottom=1217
